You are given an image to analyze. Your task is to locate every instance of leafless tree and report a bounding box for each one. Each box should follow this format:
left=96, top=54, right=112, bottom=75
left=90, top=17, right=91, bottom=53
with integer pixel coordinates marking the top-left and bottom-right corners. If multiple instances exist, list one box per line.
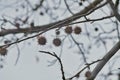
left=0, top=0, right=120, bottom=80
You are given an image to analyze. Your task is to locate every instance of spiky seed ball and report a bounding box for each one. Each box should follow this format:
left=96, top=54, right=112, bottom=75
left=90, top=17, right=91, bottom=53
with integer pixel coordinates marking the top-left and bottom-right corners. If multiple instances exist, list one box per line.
left=94, top=27, right=98, bottom=31
left=4, top=40, right=11, bottom=44
left=30, top=22, right=34, bottom=27
left=0, top=65, right=3, bottom=68
left=53, top=38, right=61, bottom=46
left=79, top=2, right=83, bottom=6
left=65, top=26, right=72, bottom=34
left=74, top=26, right=82, bottom=34
left=40, top=12, right=44, bottom=16
left=55, top=30, right=60, bottom=35
left=0, top=47, right=7, bottom=56
left=85, top=71, right=91, bottom=78
left=38, top=36, right=47, bottom=45
left=3, top=19, right=7, bottom=22
left=15, top=23, right=20, bottom=29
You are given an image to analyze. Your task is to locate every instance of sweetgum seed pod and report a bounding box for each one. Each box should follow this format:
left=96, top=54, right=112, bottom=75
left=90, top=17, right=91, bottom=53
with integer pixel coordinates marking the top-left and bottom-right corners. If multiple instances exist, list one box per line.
left=56, top=30, right=60, bottom=35
left=0, top=48, right=7, bottom=56
left=65, top=26, right=72, bottom=34
left=53, top=38, right=61, bottom=46
left=74, top=26, right=82, bottom=34
left=85, top=71, right=91, bottom=78
left=38, top=36, right=47, bottom=45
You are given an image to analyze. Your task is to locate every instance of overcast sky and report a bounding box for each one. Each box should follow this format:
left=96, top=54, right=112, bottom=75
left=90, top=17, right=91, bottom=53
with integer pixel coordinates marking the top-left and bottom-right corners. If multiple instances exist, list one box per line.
left=0, top=0, right=120, bottom=80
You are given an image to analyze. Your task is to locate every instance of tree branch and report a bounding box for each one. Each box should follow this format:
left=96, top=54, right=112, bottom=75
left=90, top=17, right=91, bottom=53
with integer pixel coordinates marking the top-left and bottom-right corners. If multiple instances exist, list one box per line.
left=107, top=0, right=120, bottom=22
left=67, top=59, right=103, bottom=80
left=87, top=40, right=120, bottom=80
left=0, top=0, right=104, bottom=37
left=39, top=51, right=66, bottom=80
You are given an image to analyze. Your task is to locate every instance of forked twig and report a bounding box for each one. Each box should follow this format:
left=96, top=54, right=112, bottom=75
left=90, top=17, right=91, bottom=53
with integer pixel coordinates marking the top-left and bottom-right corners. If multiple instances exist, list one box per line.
left=39, top=51, right=66, bottom=80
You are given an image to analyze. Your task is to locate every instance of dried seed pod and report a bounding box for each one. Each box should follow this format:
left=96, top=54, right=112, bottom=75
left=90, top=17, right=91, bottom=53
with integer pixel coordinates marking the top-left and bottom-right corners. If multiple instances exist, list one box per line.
left=40, top=11, right=44, bottom=16
left=53, top=38, right=61, bottom=46
left=3, top=19, right=7, bottom=22
left=85, top=71, right=91, bottom=78
left=30, top=22, right=34, bottom=27
left=38, top=36, right=47, bottom=45
left=79, top=2, right=83, bottom=6
left=74, top=26, right=82, bottom=34
left=4, top=40, right=11, bottom=44
left=15, top=23, right=20, bottom=29
left=0, top=47, right=7, bottom=56
left=0, top=65, right=3, bottom=68
left=55, top=30, right=60, bottom=35
left=65, top=26, right=72, bottom=34
left=94, top=27, right=98, bottom=31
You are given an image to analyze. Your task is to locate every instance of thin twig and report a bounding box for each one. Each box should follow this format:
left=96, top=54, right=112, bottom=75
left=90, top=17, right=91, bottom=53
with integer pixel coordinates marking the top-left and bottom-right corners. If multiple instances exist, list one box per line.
left=39, top=51, right=66, bottom=80
left=88, top=40, right=120, bottom=80
left=64, top=0, right=74, bottom=15
left=0, top=0, right=105, bottom=48
left=70, top=34, right=87, bottom=64
left=0, top=0, right=105, bottom=37
left=14, top=43, right=20, bottom=65
left=107, top=0, right=120, bottom=22
left=66, top=59, right=103, bottom=80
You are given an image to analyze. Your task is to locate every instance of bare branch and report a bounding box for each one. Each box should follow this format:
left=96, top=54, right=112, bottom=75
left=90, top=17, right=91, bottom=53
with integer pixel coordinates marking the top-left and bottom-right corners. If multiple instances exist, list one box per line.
left=70, top=15, right=114, bottom=24
left=64, top=0, right=74, bottom=15
left=107, top=0, right=120, bottom=22
left=67, top=59, right=103, bottom=80
left=70, top=34, right=87, bottom=64
left=14, top=43, right=20, bottom=65
left=39, top=51, right=66, bottom=80
left=0, top=0, right=104, bottom=37
left=88, top=40, right=120, bottom=80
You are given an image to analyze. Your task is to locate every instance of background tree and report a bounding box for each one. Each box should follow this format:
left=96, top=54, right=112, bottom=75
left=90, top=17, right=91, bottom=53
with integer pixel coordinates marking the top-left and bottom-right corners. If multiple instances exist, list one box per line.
left=0, top=0, right=120, bottom=80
